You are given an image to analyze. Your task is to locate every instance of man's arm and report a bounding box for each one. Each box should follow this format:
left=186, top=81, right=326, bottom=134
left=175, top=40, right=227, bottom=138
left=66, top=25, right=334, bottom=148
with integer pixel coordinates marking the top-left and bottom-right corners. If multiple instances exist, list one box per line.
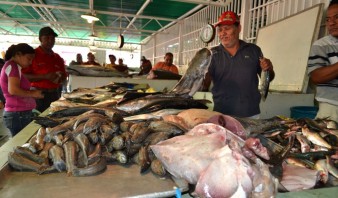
left=310, top=62, right=338, bottom=84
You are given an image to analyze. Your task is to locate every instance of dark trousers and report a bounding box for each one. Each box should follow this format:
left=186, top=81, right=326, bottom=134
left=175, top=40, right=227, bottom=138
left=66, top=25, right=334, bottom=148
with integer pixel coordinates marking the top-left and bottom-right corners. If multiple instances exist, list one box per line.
left=3, top=110, right=33, bottom=137
left=36, top=90, right=60, bottom=113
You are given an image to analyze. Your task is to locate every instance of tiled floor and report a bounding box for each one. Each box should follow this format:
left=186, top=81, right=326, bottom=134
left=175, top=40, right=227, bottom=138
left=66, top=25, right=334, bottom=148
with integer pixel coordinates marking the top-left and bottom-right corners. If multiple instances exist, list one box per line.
left=0, top=109, right=10, bottom=147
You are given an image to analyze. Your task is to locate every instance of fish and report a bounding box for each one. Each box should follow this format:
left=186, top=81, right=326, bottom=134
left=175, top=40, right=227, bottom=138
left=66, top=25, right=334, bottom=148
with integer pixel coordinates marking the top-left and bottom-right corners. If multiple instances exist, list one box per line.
left=8, top=152, right=47, bottom=173
left=170, top=48, right=212, bottom=97
left=150, top=159, right=166, bottom=177
left=72, top=157, right=107, bottom=176
left=148, top=120, right=187, bottom=136
left=48, top=106, right=129, bottom=118
left=116, top=94, right=208, bottom=115
left=260, top=70, right=270, bottom=101
left=67, top=64, right=128, bottom=77
left=130, top=124, right=151, bottom=144
left=83, top=116, right=108, bottom=134
left=14, top=146, right=47, bottom=165
left=234, top=116, right=283, bottom=138
left=35, top=127, right=47, bottom=151
left=102, top=150, right=128, bottom=164
left=295, top=133, right=311, bottom=153
left=49, top=145, right=66, bottom=172
left=63, top=141, right=79, bottom=176
left=39, top=142, right=55, bottom=159
left=302, top=127, right=332, bottom=149
left=74, top=133, right=90, bottom=166
left=99, top=124, right=119, bottom=145
left=138, top=146, right=151, bottom=173
left=314, top=159, right=329, bottom=183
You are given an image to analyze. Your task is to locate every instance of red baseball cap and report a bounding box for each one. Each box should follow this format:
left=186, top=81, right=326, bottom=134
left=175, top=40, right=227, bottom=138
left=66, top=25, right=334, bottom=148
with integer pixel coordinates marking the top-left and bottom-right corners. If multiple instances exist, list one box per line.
left=215, top=11, right=240, bottom=27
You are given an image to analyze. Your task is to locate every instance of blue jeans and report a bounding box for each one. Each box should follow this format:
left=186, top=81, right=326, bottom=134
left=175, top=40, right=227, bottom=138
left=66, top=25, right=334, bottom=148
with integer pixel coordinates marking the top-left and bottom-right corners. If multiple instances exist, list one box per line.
left=3, top=110, right=33, bottom=137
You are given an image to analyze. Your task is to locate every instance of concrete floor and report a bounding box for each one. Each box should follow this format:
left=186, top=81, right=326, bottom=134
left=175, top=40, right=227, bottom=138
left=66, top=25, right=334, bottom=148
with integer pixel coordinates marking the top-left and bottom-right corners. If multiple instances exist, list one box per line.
left=0, top=109, right=10, bottom=147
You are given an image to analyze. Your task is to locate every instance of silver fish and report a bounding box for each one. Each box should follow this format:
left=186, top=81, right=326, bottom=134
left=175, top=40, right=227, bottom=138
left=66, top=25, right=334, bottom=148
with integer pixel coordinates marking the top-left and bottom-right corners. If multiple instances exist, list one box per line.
left=170, top=48, right=212, bottom=97
left=260, top=70, right=270, bottom=101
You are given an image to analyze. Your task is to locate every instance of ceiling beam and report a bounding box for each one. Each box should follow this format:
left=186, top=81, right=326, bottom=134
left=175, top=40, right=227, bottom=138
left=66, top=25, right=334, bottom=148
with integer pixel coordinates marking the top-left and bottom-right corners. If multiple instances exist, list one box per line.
left=0, top=1, right=176, bottom=22
left=0, top=10, right=34, bottom=34
left=0, top=18, right=163, bottom=34
left=171, top=0, right=232, bottom=7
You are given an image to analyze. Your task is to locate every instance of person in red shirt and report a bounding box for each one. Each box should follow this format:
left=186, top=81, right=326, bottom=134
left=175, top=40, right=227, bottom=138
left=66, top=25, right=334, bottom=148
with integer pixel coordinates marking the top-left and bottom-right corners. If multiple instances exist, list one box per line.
left=22, top=26, right=67, bottom=113
left=147, top=52, right=178, bottom=79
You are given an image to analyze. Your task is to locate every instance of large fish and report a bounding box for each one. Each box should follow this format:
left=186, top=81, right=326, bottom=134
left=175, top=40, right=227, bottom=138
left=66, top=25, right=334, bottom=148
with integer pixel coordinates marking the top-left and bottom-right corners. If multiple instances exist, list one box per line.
left=170, top=48, right=212, bottom=97
left=116, top=95, right=208, bottom=115
left=67, top=64, right=128, bottom=77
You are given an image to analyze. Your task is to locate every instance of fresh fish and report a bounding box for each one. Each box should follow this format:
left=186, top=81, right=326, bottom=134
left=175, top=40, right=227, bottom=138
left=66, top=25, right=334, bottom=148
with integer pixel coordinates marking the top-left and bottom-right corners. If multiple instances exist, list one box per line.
left=72, top=157, right=107, bottom=177
left=49, top=145, right=66, bottom=172
left=88, top=143, right=102, bottom=164
left=260, top=70, right=270, bottom=101
left=302, top=127, right=332, bottom=149
left=148, top=120, right=187, bottom=136
left=116, top=94, right=208, bottom=115
left=170, top=48, right=212, bottom=97
left=120, top=121, right=135, bottom=132
left=63, top=141, right=79, bottom=176
left=88, top=131, right=99, bottom=144
left=150, top=159, right=166, bottom=177
left=139, top=146, right=151, bottom=173
left=83, top=116, right=108, bottom=134
left=109, top=132, right=131, bottom=151
left=102, top=150, right=128, bottom=164
left=8, top=152, right=47, bottom=173
left=99, top=124, right=119, bottom=145
left=35, top=127, right=46, bottom=151
left=74, top=133, right=90, bottom=166
left=295, top=133, right=311, bottom=153
left=14, top=146, right=47, bottom=165
left=314, top=159, right=329, bottom=183
left=48, top=106, right=129, bottom=118
left=234, top=116, right=283, bottom=138
left=326, top=156, right=338, bottom=179
left=130, top=124, right=151, bottom=144
left=39, top=142, right=55, bottom=159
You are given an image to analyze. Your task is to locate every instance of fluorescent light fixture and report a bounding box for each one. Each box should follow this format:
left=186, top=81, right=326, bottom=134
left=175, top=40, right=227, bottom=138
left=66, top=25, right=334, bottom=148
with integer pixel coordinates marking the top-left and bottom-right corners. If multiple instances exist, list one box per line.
left=81, top=13, right=99, bottom=23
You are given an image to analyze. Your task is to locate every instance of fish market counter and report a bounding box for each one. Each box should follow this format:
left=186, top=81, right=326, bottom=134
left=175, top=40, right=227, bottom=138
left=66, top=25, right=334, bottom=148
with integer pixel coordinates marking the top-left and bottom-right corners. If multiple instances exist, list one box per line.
left=69, top=75, right=179, bottom=92
left=1, top=113, right=338, bottom=198
left=0, top=118, right=188, bottom=198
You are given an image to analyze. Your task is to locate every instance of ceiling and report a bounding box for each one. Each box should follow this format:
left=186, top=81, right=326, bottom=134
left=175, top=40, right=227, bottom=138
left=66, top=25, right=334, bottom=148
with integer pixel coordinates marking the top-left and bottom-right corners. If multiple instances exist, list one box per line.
left=0, top=0, right=230, bottom=45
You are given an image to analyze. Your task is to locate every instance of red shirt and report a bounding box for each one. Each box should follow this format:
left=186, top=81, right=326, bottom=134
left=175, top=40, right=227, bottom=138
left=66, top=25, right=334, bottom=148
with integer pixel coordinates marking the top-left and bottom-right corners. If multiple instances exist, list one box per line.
left=22, top=46, right=67, bottom=89
left=152, top=62, right=179, bottom=74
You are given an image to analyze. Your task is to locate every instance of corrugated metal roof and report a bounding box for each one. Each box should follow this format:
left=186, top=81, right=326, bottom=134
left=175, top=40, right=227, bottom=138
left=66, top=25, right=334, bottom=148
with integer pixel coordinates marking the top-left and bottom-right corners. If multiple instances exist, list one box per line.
left=0, top=0, right=231, bottom=45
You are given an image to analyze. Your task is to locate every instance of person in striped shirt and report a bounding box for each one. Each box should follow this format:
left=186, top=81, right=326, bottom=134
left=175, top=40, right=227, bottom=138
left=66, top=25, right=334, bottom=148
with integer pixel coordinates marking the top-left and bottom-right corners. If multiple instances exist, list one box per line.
left=307, top=0, right=338, bottom=122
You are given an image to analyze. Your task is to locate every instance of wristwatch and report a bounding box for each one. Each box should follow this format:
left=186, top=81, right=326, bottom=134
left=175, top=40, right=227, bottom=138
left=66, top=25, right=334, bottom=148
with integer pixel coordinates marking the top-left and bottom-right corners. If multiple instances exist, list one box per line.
left=117, top=34, right=124, bottom=48
left=200, top=24, right=216, bottom=44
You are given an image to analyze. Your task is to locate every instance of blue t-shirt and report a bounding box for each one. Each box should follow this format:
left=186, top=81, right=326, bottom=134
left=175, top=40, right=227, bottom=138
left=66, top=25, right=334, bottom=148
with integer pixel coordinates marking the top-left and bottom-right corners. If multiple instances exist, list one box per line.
left=208, top=40, right=262, bottom=117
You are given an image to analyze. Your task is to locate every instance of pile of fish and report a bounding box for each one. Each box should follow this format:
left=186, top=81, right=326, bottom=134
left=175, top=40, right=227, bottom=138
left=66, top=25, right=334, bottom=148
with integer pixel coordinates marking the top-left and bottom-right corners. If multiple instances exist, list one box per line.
left=7, top=108, right=189, bottom=177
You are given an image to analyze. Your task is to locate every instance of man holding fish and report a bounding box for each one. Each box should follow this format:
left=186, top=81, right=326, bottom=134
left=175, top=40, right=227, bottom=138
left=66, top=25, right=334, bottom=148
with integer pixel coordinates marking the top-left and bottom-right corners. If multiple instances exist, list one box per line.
left=203, top=11, right=274, bottom=118
left=307, top=0, right=338, bottom=122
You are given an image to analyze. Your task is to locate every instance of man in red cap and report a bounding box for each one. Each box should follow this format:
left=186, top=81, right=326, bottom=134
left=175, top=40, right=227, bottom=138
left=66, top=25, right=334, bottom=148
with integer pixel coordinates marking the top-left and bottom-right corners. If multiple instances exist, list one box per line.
left=203, top=11, right=275, bottom=118
left=22, top=26, right=68, bottom=113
